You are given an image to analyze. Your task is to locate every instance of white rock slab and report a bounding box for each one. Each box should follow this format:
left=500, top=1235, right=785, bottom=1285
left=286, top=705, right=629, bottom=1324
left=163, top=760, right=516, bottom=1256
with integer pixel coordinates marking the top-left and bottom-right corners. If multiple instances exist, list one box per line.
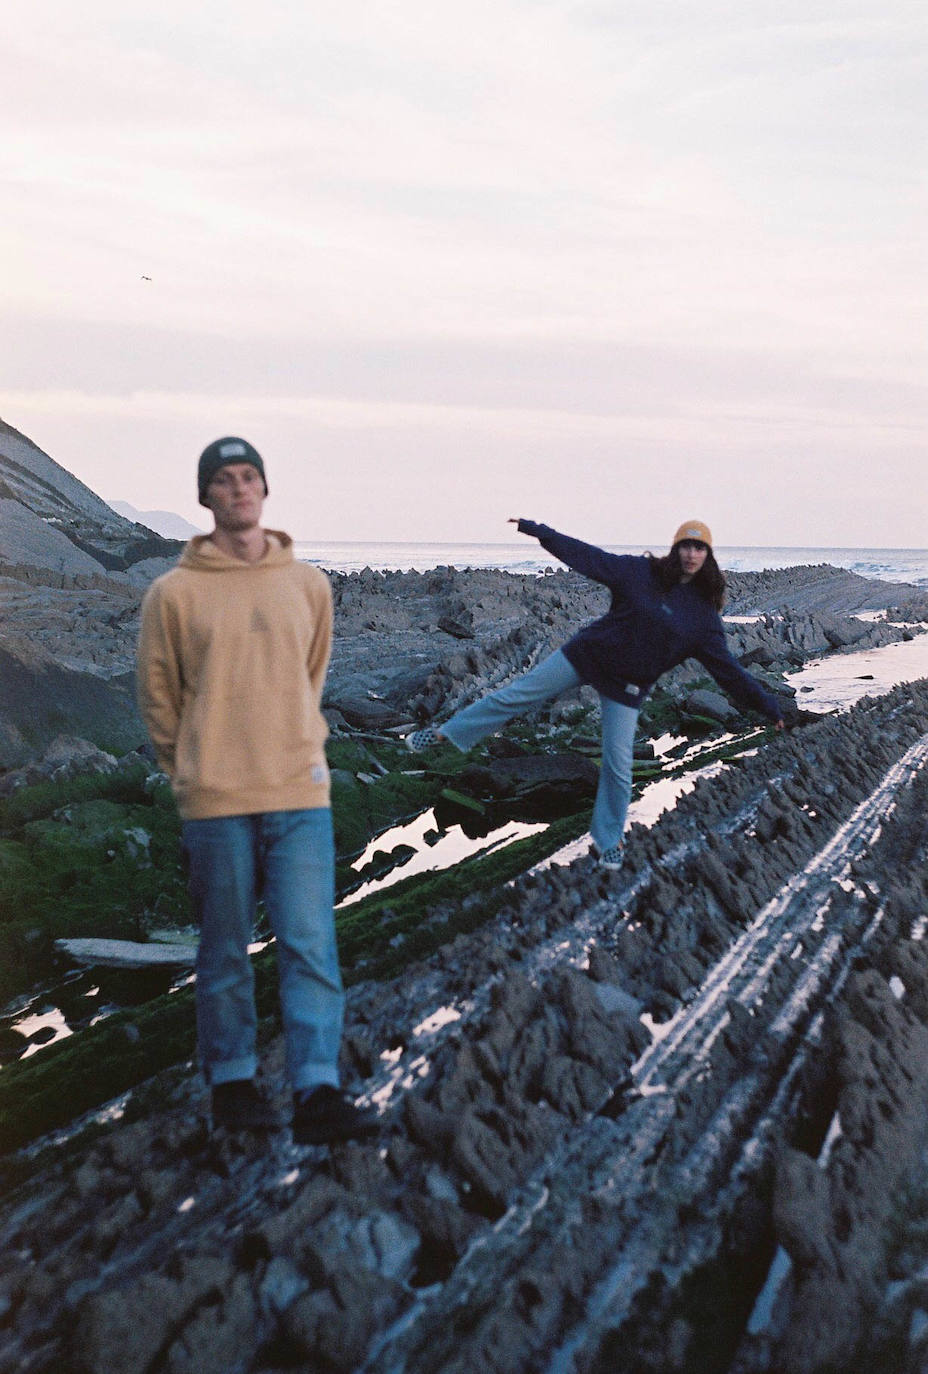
left=56, top=937, right=198, bottom=969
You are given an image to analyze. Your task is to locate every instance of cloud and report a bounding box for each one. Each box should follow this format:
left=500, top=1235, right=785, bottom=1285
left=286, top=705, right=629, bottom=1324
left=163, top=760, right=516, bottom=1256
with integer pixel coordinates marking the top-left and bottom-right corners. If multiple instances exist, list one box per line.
left=1, top=1, right=925, bottom=546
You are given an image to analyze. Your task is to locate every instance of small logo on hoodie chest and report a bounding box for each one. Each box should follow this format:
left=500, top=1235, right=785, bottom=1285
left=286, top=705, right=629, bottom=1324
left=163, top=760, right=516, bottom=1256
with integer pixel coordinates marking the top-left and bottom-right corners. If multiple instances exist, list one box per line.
left=250, top=608, right=270, bottom=633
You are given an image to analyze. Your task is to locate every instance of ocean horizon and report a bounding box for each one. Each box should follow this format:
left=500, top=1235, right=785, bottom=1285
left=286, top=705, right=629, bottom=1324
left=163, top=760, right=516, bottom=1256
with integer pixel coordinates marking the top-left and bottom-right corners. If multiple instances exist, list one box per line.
left=293, top=540, right=928, bottom=586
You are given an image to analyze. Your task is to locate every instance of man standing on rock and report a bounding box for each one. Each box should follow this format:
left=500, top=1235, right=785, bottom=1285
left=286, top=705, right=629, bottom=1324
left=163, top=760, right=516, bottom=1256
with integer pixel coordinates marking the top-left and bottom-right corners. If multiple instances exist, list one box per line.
left=137, top=437, right=377, bottom=1144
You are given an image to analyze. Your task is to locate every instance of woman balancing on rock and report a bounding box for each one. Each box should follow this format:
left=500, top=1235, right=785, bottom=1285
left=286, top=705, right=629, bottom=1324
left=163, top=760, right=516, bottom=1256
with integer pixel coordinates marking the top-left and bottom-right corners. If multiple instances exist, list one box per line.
left=407, top=520, right=785, bottom=869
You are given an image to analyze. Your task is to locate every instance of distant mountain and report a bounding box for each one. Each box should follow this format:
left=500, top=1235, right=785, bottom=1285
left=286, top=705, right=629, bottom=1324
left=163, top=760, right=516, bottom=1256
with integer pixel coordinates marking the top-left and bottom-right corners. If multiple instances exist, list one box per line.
left=108, top=501, right=203, bottom=540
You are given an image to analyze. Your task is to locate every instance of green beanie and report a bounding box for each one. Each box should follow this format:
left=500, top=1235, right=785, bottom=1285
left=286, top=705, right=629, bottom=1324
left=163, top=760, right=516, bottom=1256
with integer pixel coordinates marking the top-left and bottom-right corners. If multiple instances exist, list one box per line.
left=198, top=437, right=268, bottom=506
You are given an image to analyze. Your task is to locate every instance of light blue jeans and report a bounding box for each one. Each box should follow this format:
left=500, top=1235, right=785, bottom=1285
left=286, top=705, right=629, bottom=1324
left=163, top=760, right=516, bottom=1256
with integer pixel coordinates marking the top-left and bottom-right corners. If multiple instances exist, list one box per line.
left=182, top=808, right=343, bottom=1092
left=441, top=649, right=638, bottom=853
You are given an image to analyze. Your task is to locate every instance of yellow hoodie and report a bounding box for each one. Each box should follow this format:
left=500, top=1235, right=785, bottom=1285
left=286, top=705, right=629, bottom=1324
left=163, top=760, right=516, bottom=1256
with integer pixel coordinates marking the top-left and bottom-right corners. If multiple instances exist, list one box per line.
left=137, top=532, right=332, bottom=820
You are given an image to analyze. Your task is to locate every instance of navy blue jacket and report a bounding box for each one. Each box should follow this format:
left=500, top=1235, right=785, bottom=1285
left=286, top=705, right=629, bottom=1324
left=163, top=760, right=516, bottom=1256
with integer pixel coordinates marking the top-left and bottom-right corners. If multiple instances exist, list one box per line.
left=520, top=522, right=783, bottom=722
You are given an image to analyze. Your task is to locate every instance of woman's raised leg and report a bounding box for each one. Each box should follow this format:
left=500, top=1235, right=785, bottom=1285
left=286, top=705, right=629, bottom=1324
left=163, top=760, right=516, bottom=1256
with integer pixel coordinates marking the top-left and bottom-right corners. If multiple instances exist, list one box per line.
left=436, top=649, right=582, bottom=752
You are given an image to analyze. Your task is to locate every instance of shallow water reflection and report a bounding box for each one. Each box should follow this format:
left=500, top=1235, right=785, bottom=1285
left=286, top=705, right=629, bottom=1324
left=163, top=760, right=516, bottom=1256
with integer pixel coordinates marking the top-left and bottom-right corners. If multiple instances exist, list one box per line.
left=10, top=632, right=927, bottom=1073
left=340, top=808, right=547, bottom=907
left=14, top=1007, right=72, bottom=1057
left=787, top=633, right=928, bottom=712
left=531, top=758, right=730, bottom=872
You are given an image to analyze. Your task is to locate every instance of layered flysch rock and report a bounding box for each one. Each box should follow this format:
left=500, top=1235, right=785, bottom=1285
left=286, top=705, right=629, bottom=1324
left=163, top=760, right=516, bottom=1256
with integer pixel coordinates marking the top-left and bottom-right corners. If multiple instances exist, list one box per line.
left=725, top=562, right=923, bottom=616
left=0, top=497, right=106, bottom=578
left=0, top=418, right=184, bottom=766
left=4, top=686, right=928, bottom=1373
left=5, top=423, right=928, bottom=1371
left=0, top=418, right=181, bottom=576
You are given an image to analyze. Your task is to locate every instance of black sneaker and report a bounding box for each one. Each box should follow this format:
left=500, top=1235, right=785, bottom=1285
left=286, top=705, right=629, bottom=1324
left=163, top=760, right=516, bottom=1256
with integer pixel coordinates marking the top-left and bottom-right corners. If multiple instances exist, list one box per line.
left=292, top=1085, right=380, bottom=1145
left=211, top=1079, right=281, bottom=1131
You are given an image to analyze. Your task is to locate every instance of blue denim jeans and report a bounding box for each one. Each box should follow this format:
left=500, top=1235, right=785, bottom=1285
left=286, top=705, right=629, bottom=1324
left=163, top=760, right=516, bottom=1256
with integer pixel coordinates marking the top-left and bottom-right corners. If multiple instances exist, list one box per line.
left=440, top=649, right=638, bottom=853
left=182, top=808, right=343, bottom=1092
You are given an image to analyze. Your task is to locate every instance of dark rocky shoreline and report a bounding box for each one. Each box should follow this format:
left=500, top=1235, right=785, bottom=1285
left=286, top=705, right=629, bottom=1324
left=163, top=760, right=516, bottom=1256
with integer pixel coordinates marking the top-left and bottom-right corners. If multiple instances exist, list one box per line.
left=3, top=552, right=925, bottom=776
left=5, top=421, right=928, bottom=1372
left=3, top=684, right=928, bottom=1372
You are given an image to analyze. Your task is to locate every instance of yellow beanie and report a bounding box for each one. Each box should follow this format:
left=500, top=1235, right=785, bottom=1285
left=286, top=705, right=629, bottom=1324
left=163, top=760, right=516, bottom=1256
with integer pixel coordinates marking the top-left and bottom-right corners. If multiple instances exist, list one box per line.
left=672, top=520, right=712, bottom=548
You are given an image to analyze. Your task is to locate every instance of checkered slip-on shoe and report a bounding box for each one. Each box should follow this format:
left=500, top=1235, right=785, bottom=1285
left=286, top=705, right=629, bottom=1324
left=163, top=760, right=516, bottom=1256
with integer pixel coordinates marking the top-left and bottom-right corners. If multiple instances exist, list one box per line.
left=592, top=843, right=625, bottom=870
left=406, top=726, right=442, bottom=753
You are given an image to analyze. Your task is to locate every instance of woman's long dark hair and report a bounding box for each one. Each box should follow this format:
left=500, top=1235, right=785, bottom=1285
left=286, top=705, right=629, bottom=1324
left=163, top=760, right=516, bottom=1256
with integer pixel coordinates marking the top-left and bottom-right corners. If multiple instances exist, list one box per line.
left=647, top=544, right=727, bottom=610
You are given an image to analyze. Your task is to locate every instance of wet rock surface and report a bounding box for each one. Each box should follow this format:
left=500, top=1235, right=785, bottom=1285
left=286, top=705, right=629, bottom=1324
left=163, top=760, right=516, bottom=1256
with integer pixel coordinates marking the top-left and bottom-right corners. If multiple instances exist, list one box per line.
left=3, top=412, right=928, bottom=768
left=724, top=562, right=928, bottom=616
left=6, top=424, right=928, bottom=1368
left=3, top=504, right=927, bottom=769
left=4, top=684, right=928, bottom=1372
left=323, top=564, right=928, bottom=731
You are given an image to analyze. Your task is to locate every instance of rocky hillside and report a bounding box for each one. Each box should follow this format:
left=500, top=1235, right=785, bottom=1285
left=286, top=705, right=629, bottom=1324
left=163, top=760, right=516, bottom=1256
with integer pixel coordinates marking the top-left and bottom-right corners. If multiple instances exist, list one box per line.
left=0, top=418, right=181, bottom=577
left=0, top=420, right=187, bottom=767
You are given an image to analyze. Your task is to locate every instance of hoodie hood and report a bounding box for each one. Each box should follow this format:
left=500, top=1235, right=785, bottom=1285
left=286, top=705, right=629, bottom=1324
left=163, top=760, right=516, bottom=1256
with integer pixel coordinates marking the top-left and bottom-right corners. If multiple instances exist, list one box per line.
left=178, top=530, right=294, bottom=571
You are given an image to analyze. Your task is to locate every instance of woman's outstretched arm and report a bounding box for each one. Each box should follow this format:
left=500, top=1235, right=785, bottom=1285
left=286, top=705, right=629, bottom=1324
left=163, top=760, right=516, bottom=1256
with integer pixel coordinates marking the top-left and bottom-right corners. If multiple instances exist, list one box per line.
left=694, top=619, right=785, bottom=725
left=511, top=519, right=634, bottom=587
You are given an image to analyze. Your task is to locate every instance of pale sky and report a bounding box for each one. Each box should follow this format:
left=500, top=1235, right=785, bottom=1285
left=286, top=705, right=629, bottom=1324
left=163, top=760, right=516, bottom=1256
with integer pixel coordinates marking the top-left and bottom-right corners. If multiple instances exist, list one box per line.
left=1, top=1, right=925, bottom=546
